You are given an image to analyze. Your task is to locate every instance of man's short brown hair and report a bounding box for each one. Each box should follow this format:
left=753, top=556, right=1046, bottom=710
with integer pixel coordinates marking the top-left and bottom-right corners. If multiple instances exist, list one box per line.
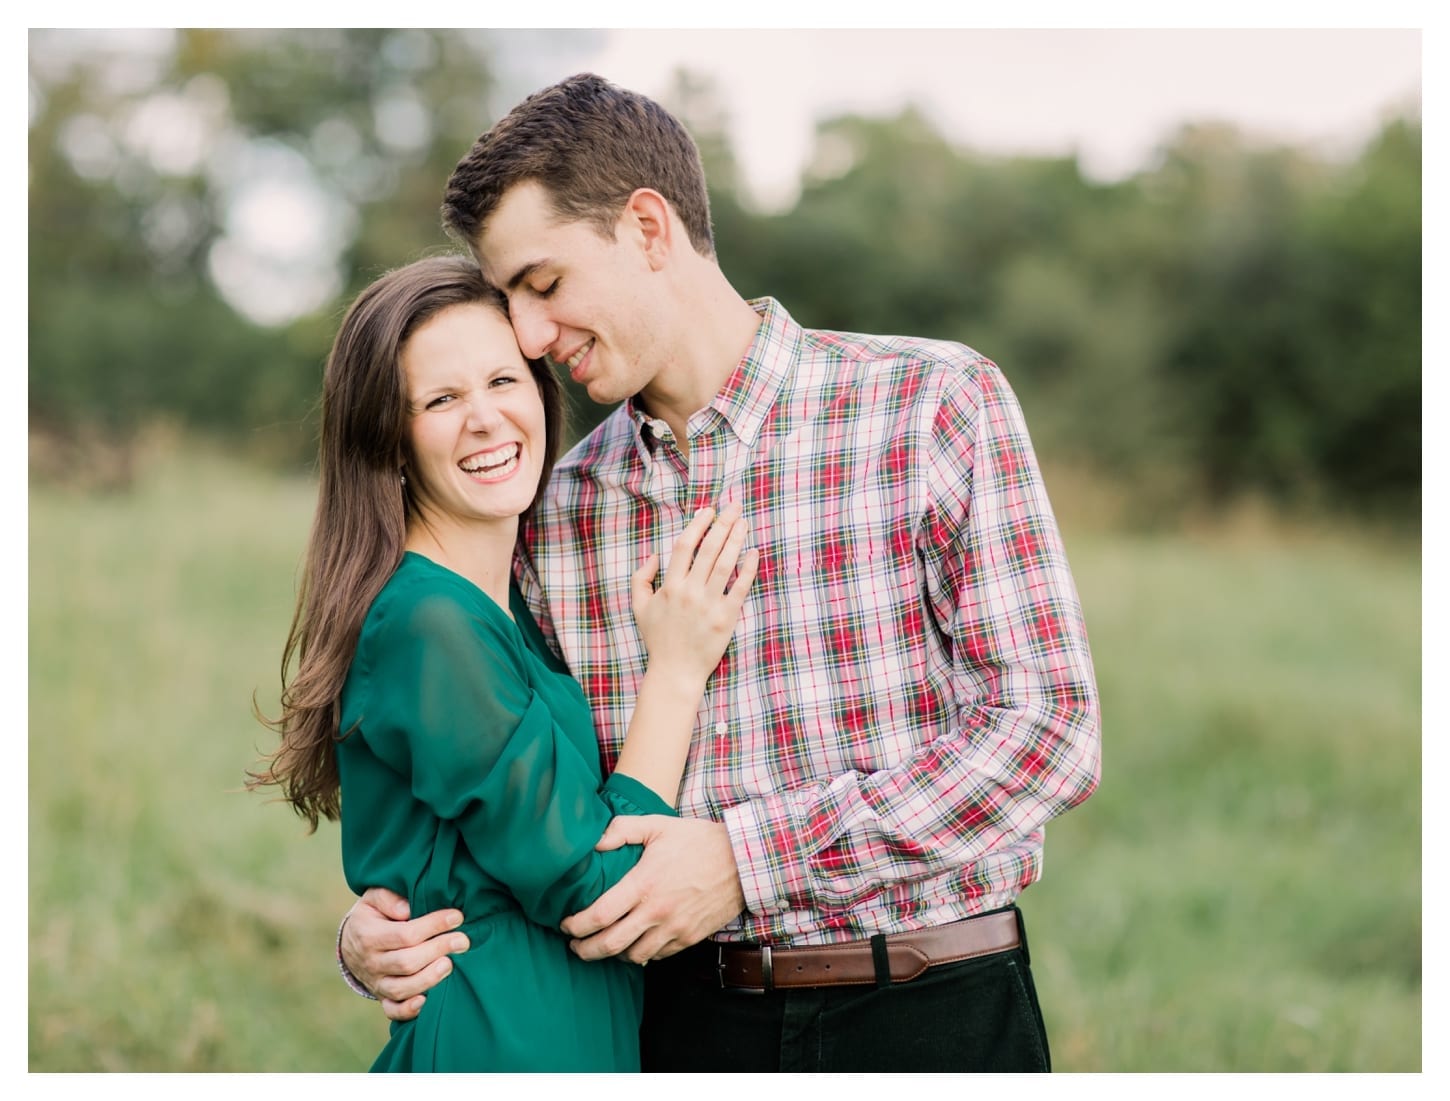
left=442, top=72, right=716, bottom=259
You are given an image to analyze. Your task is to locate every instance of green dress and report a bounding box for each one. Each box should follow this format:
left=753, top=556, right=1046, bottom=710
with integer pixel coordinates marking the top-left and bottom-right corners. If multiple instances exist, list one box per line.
left=337, top=552, right=674, bottom=1072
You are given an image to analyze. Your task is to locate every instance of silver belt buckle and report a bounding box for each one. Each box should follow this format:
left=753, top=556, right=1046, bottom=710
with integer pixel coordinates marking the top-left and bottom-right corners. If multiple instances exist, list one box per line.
left=717, top=943, right=771, bottom=994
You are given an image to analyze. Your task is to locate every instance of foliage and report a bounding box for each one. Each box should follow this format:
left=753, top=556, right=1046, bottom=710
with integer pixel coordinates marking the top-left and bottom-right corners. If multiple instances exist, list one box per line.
left=28, top=31, right=1421, bottom=520
left=716, top=112, right=1421, bottom=522
left=29, top=29, right=503, bottom=463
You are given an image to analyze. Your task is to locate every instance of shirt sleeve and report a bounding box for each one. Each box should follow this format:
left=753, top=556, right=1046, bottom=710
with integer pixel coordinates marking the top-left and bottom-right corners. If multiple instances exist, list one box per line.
left=355, top=581, right=674, bottom=929
left=722, top=359, right=1102, bottom=915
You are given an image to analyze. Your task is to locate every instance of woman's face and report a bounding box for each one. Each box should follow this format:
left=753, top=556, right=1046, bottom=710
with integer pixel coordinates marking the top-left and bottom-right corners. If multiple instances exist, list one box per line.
left=400, top=302, right=547, bottom=535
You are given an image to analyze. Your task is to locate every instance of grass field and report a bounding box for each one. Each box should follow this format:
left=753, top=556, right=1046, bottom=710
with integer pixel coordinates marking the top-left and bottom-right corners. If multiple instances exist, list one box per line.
left=27, top=441, right=1422, bottom=1072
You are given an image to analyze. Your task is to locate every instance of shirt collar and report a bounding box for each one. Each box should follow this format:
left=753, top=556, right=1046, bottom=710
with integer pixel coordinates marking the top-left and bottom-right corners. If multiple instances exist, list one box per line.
left=626, top=297, right=800, bottom=451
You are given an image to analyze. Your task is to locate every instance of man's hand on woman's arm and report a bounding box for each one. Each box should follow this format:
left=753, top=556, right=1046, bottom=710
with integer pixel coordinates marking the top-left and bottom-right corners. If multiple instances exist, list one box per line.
left=339, top=887, right=470, bottom=1022
left=561, top=816, right=744, bottom=963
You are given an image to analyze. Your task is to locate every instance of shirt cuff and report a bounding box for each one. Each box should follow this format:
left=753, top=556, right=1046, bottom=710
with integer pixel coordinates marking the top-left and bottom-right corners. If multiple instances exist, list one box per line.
left=722, top=794, right=803, bottom=918
left=602, top=770, right=680, bottom=817
left=337, top=911, right=379, bottom=1001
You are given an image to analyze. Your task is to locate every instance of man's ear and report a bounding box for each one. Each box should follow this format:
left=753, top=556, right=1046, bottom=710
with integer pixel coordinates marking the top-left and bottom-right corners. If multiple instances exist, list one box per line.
left=620, top=188, right=674, bottom=271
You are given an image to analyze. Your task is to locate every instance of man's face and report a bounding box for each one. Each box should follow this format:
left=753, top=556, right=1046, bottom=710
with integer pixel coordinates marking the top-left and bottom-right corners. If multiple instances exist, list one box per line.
left=476, top=181, right=665, bottom=408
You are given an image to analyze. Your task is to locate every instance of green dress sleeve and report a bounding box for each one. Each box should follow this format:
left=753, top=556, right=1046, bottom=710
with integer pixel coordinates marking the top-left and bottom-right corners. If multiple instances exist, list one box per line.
left=351, top=574, right=673, bottom=928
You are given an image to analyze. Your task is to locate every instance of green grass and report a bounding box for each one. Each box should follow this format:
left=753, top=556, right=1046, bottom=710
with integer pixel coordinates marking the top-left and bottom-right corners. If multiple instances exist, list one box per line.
left=1027, top=524, right=1421, bottom=1072
left=29, top=444, right=384, bottom=1071
left=27, top=442, right=1421, bottom=1071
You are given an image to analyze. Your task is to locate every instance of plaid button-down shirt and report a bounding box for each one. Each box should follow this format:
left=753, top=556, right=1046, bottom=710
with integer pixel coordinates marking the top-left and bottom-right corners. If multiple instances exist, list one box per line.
left=517, top=297, right=1100, bottom=946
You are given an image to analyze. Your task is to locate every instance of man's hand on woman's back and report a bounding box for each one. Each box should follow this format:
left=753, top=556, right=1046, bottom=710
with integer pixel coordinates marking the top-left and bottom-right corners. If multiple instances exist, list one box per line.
left=340, top=886, right=470, bottom=1022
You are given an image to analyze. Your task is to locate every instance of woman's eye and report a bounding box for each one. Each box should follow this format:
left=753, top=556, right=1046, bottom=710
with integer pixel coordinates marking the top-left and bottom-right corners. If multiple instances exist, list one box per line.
left=537, top=279, right=559, bottom=298
left=425, top=394, right=454, bottom=409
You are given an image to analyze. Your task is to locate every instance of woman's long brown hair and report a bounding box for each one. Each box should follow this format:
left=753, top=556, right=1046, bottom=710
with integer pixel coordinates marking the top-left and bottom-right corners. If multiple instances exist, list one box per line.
left=248, top=255, right=565, bottom=830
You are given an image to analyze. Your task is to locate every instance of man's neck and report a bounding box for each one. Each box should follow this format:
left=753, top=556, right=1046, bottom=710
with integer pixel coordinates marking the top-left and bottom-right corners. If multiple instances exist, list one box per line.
left=636, top=273, right=763, bottom=449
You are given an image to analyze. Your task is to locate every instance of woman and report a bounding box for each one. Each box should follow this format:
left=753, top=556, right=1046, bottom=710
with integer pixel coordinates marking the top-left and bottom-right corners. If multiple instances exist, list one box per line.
left=249, top=255, right=757, bottom=1071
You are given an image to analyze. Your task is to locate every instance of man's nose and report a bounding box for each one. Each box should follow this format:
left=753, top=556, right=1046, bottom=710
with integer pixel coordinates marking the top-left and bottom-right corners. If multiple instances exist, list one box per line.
left=509, top=298, right=558, bottom=361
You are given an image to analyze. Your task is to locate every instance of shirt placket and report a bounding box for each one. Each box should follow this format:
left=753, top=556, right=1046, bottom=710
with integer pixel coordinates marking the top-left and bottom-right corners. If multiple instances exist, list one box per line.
left=651, top=418, right=734, bottom=760
left=641, top=416, right=690, bottom=558
left=690, top=425, right=734, bottom=756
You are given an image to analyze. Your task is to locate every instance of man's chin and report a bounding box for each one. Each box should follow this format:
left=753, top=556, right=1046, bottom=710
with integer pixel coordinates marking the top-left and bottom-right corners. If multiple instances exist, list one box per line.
left=585, top=381, right=626, bottom=406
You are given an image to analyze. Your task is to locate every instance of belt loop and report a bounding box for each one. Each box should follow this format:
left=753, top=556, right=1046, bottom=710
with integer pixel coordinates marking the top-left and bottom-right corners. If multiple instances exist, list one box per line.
left=1013, top=905, right=1031, bottom=967
left=869, top=933, right=891, bottom=988
left=760, top=945, right=774, bottom=992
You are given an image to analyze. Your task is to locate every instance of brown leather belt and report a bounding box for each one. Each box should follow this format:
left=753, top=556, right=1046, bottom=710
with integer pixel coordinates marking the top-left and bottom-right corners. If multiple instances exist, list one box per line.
left=711, top=909, right=1022, bottom=992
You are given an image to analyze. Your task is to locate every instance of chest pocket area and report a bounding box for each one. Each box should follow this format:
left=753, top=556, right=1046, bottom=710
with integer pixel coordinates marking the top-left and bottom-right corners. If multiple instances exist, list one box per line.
left=795, top=539, right=916, bottom=660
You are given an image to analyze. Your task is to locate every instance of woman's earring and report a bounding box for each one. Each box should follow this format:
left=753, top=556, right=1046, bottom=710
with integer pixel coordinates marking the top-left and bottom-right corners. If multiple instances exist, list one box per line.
left=400, top=471, right=407, bottom=486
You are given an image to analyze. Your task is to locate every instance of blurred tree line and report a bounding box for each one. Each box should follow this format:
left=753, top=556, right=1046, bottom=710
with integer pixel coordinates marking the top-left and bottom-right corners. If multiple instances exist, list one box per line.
left=29, top=30, right=1420, bottom=523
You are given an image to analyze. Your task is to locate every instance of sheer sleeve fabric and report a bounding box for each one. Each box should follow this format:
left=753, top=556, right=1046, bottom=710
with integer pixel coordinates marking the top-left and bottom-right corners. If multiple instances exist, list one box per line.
left=351, top=574, right=672, bottom=928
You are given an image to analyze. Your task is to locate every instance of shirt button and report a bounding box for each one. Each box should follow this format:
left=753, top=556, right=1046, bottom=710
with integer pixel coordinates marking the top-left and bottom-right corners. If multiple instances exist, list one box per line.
left=714, top=721, right=728, bottom=737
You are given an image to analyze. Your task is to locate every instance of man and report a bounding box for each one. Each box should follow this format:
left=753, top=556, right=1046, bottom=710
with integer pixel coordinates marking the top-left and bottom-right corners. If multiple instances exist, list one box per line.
left=339, top=72, right=1101, bottom=1072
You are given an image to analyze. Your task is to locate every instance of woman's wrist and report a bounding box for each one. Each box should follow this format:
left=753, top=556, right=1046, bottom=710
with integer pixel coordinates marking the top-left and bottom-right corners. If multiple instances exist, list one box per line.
left=640, top=660, right=709, bottom=700
left=638, top=674, right=709, bottom=722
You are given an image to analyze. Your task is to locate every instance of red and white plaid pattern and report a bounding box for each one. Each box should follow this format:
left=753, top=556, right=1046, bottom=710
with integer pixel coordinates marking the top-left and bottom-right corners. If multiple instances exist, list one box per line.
left=517, top=297, right=1101, bottom=946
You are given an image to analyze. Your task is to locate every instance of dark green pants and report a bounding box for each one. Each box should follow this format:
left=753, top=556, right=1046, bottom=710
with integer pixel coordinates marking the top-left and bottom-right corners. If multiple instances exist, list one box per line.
left=640, top=906, right=1051, bottom=1073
